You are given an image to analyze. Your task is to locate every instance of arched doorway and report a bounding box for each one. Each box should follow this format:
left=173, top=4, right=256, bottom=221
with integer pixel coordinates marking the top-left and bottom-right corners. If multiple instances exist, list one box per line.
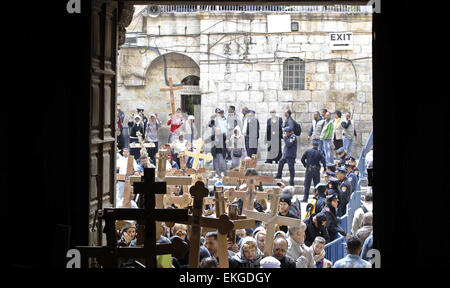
left=145, top=53, right=200, bottom=142
left=180, top=75, right=201, bottom=138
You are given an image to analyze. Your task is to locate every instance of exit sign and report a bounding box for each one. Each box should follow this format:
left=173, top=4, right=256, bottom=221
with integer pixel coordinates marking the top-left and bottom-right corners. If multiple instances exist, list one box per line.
left=329, top=32, right=353, bottom=51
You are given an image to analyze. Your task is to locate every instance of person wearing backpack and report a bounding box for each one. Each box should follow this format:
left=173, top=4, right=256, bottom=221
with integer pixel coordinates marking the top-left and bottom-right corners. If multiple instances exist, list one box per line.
left=304, top=211, right=330, bottom=246
left=275, top=127, right=297, bottom=186
left=304, top=183, right=328, bottom=219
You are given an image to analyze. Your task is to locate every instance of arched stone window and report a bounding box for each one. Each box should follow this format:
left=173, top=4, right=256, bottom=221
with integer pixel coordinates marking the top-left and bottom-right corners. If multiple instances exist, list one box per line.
left=283, top=57, right=305, bottom=90
left=181, top=75, right=200, bottom=86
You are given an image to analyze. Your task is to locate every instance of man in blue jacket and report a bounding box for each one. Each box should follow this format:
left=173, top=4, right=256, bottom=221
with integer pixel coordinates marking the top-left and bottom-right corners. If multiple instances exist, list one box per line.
left=275, top=127, right=297, bottom=186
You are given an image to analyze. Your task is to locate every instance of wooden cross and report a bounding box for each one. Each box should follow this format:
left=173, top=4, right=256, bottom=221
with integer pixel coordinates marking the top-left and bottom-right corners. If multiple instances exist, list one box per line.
left=201, top=191, right=256, bottom=268
left=165, top=181, right=234, bottom=268
left=76, top=168, right=189, bottom=268
left=224, top=168, right=273, bottom=211
left=247, top=154, right=259, bottom=169
left=244, top=188, right=302, bottom=257
left=156, top=146, right=169, bottom=180
left=160, top=77, right=183, bottom=116
left=183, top=138, right=213, bottom=170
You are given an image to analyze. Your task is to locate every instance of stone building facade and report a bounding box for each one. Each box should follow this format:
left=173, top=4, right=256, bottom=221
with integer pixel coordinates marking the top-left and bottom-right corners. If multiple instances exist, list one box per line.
left=118, top=5, right=373, bottom=158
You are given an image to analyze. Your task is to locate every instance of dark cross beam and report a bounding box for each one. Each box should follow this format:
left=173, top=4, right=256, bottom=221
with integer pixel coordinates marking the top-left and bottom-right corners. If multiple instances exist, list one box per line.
left=76, top=168, right=189, bottom=268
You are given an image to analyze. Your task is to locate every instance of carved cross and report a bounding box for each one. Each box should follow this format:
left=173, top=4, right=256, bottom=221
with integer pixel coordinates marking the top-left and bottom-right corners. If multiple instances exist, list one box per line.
left=166, top=181, right=234, bottom=268
left=160, top=77, right=183, bottom=116
left=202, top=192, right=256, bottom=268
left=183, top=138, right=213, bottom=170
left=76, top=168, right=189, bottom=268
left=224, top=168, right=273, bottom=211
left=244, top=188, right=302, bottom=257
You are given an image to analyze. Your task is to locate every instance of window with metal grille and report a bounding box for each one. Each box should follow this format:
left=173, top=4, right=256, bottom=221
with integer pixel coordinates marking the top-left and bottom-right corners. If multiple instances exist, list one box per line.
left=283, top=57, right=305, bottom=90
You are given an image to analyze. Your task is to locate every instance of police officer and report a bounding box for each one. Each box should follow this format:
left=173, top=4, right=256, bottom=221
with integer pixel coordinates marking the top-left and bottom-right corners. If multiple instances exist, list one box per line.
left=324, top=170, right=336, bottom=183
left=275, top=127, right=297, bottom=186
left=314, top=183, right=329, bottom=214
left=345, top=162, right=358, bottom=193
left=305, top=183, right=328, bottom=218
left=321, top=194, right=350, bottom=241
left=335, top=147, right=349, bottom=168
left=336, top=167, right=353, bottom=217
left=327, top=176, right=344, bottom=213
left=300, top=139, right=327, bottom=202
left=304, top=211, right=330, bottom=246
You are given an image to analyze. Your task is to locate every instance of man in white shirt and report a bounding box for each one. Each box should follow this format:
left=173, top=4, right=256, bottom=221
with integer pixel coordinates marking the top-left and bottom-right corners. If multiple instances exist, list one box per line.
left=116, top=148, right=139, bottom=206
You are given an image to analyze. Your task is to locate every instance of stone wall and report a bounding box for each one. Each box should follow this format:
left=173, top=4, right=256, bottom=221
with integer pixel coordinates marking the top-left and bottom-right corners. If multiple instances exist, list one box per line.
left=118, top=8, right=373, bottom=158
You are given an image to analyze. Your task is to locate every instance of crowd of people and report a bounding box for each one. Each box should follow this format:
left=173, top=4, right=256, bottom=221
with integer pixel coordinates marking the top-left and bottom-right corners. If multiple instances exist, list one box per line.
left=114, top=103, right=373, bottom=268
left=116, top=104, right=359, bottom=181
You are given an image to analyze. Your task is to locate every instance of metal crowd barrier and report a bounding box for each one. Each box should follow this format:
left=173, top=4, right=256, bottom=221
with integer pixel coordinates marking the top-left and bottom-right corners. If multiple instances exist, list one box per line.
left=324, top=235, right=347, bottom=264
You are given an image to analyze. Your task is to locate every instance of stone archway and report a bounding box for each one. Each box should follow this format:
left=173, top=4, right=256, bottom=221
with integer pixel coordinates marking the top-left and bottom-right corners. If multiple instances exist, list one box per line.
left=144, top=52, right=200, bottom=143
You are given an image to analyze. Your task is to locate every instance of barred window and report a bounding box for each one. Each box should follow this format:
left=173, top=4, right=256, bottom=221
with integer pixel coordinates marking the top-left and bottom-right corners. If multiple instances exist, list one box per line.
left=283, top=57, right=305, bottom=90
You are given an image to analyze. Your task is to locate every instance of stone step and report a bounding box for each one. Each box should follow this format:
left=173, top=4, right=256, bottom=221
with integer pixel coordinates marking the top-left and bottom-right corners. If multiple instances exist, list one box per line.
left=205, top=183, right=369, bottom=196
left=209, top=176, right=311, bottom=186
left=255, top=163, right=307, bottom=171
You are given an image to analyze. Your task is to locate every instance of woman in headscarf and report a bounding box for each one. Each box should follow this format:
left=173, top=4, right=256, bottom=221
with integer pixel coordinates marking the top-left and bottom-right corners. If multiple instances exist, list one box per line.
left=229, top=126, right=246, bottom=169
left=229, top=236, right=263, bottom=268
left=145, top=113, right=161, bottom=163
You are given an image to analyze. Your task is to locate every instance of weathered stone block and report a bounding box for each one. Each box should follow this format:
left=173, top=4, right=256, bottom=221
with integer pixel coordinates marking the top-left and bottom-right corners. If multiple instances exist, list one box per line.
left=344, top=93, right=356, bottom=102
left=236, top=91, right=249, bottom=102
left=250, top=91, right=264, bottom=102
left=261, top=71, right=276, bottom=82
left=217, top=82, right=231, bottom=91
left=326, top=90, right=339, bottom=102
left=220, top=91, right=236, bottom=103
left=248, top=72, right=260, bottom=82
left=312, top=91, right=325, bottom=102
left=306, top=82, right=317, bottom=90
left=335, top=102, right=350, bottom=113
left=278, top=91, right=294, bottom=102
left=235, top=72, right=249, bottom=82
left=267, top=81, right=282, bottom=90
left=263, top=90, right=278, bottom=102
left=305, top=62, right=316, bottom=73
left=312, top=73, right=328, bottom=82
left=256, top=102, right=269, bottom=113
left=316, top=62, right=328, bottom=73
left=316, top=81, right=330, bottom=91
left=357, top=92, right=366, bottom=103
left=231, top=82, right=246, bottom=91
left=308, top=102, right=321, bottom=112
left=363, top=103, right=373, bottom=114
left=293, top=90, right=312, bottom=102
left=293, top=102, right=308, bottom=113
left=360, top=114, right=373, bottom=121
left=322, top=102, right=336, bottom=113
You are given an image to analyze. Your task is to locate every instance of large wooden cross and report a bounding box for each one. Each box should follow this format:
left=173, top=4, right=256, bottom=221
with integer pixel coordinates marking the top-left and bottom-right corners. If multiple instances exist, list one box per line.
left=165, top=181, right=234, bottom=268
left=160, top=77, right=183, bottom=116
left=76, top=168, right=189, bottom=268
left=183, top=138, right=213, bottom=170
left=202, top=191, right=256, bottom=268
left=244, top=188, right=302, bottom=257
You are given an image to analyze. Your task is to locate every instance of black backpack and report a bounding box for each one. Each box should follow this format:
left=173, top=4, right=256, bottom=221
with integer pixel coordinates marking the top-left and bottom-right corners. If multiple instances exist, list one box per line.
left=293, top=119, right=301, bottom=136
